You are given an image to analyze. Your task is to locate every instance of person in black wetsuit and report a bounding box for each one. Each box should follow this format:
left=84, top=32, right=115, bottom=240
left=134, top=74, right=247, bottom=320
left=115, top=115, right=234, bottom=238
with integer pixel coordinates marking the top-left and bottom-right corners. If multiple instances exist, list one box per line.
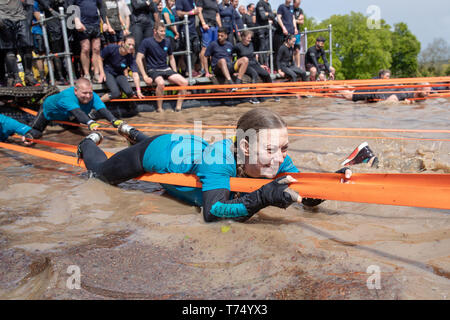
left=255, top=0, right=275, bottom=66
left=305, top=36, right=335, bottom=81
left=130, top=0, right=158, bottom=51
left=341, top=83, right=431, bottom=103
left=293, top=0, right=304, bottom=67
left=233, top=30, right=279, bottom=103
left=276, top=34, right=307, bottom=82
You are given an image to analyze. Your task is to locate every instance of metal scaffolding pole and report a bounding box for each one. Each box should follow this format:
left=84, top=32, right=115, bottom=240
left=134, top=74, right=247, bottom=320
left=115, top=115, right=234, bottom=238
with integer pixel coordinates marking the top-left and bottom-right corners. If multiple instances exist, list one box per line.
left=59, top=7, right=75, bottom=87
left=39, top=13, right=55, bottom=85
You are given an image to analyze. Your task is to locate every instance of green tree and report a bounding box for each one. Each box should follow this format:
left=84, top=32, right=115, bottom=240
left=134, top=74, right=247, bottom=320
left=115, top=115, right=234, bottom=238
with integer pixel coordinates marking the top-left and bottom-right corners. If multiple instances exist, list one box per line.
left=418, top=38, right=450, bottom=76
left=390, top=23, right=421, bottom=77
left=318, top=12, right=392, bottom=79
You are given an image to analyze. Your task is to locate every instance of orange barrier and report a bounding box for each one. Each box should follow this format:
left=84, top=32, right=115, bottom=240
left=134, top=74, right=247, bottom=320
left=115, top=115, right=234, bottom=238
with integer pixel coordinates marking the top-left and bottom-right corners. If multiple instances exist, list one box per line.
left=1, top=140, right=449, bottom=210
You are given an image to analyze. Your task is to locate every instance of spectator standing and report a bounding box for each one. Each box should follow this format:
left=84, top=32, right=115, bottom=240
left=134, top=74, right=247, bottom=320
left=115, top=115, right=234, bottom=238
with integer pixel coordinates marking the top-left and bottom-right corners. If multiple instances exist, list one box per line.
left=197, top=0, right=221, bottom=77
left=69, top=0, right=108, bottom=83
left=293, top=0, right=303, bottom=67
left=274, top=0, right=296, bottom=70
left=255, top=0, right=275, bottom=66
left=130, top=0, right=158, bottom=51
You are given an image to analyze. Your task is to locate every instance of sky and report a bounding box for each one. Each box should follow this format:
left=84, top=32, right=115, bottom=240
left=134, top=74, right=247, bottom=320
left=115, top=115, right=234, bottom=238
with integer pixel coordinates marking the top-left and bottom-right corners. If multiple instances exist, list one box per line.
left=238, top=0, right=450, bottom=52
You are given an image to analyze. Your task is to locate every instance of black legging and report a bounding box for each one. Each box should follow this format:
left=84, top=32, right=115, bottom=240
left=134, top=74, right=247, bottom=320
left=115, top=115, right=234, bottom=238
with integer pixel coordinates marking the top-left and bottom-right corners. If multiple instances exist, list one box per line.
left=245, top=61, right=272, bottom=83
left=105, top=72, right=134, bottom=99
left=80, top=132, right=159, bottom=185
left=281, top=65, right=307, bottom=82
left=131, top=22, right=153, bottom=52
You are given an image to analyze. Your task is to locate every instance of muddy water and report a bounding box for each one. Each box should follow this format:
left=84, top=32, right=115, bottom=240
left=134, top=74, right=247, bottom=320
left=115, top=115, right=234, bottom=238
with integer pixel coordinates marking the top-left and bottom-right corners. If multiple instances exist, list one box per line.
left=0, top=97, right=449, bottom=300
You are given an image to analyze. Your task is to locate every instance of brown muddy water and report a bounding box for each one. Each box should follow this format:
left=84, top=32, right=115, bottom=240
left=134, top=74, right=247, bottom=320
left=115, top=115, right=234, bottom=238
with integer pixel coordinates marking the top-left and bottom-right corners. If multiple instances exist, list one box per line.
left=0, top=97, right=449, bottom=300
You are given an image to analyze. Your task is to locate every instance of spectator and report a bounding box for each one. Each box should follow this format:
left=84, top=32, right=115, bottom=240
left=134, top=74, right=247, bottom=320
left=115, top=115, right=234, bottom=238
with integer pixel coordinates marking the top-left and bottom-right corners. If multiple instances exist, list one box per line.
left=274, top=0, right=296, bottom=70
left=218, top=0, right=235, bottom=43
left=162, top=0, right=180, bottom=51
left=233, top=30, right=278, bottom=103
left=98, top=36, right=143, bottom=103
left=293, top=0, right=303, bottom=67
left=242, top=3, right=256, bottom=28
left=135, top=22, right=188, bottom=112
left=276, top=34, right=307, bottom=82
left=238, top=5, right=245, bottom=17
left=69, top=0, right=108, bottom=83
left=305, top=36, right=335, bottom=81
left=103, top=0, right=129, bottom=45
left=255, top=0, right=275, bottom=66
left=197, top=0, right=221, bottom=77
left=118, top=0, right=131, bottom=39
left=205, top=27, right=248, bottom=86
left=156, top=0, right=163, bottom=22
left=30, top=78, right=124, bottom=139
left=31, top=0, right=46, bottom=84
left=231, top=0, right=243, bottom=43
left=176, top=0, right=202, bottom=76
left=0, top=0, right=38, bottom=86
left=130, top=0, right=158, bottom=51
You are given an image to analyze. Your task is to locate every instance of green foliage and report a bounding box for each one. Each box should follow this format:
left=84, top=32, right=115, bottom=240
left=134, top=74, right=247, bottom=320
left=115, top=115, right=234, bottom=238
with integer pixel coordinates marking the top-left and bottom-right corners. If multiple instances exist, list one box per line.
left=418, top=38, right=450, bottom=77
left=390, top=23, right=420, bottom=77
left=301, top=12, right=424, bottom=80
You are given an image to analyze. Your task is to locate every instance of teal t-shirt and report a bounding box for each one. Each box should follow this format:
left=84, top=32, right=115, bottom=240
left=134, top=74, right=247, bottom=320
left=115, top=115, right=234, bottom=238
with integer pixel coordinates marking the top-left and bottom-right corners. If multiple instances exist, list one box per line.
left=43, top=87, right=106, bottom=121
left=0, top=114, right=31, bottom=142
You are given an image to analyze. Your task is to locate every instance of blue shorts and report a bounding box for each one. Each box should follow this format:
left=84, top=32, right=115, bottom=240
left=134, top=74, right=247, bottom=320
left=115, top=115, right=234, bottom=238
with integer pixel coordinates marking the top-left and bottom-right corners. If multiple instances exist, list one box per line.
left=201, top=26, right=218, bottom=48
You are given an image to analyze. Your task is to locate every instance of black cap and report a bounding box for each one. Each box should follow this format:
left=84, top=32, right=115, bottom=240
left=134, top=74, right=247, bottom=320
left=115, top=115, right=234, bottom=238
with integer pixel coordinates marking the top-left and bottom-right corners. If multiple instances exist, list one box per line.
left=316, top=36, right=326, bottom=42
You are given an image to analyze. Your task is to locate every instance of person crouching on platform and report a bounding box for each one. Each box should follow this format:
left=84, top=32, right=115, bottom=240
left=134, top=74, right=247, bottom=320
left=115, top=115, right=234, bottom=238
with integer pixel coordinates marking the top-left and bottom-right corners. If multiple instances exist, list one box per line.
left=135, top=22, right=188, bottom=112
left=205, top=27, right=248, bottom=86
left=98, top=35, right=144, bottom=103
left=30, top=78, right=124, bottom=138
left=276, top=34, right=307, bottom=82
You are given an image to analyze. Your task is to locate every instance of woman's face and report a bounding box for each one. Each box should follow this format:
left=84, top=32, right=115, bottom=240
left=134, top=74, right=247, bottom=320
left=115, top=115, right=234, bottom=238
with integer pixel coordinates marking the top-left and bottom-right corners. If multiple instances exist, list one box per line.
left=240, top=127, right=289, bottom=178
left=123, top=38, right=135, bottom=54
left=242, top=34, right=252, bottom=46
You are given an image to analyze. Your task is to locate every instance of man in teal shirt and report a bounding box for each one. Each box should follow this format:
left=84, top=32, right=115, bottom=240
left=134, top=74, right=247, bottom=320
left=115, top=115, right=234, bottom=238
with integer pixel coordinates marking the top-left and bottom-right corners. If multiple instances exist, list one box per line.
left=30, top=78, right=124, bottom=138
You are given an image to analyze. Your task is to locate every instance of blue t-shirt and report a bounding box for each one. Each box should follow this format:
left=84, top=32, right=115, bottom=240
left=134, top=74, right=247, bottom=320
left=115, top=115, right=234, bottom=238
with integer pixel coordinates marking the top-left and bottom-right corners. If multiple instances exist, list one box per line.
left=43, top=87, right=106, bottom=121
left=101, top=44, right=138, bottom=77
left=0, top=114, right=31, bottom=142
left=205, top=40, right=233, bottom=68
left=277, top=4, right=295, bottom=34
left=175, top=0, right=196, bottom=34
left=142, top=134, right=299, bottom=206
left=138, top=37, right=172, bottom=70
left=32, top=1, right=43, bottom=35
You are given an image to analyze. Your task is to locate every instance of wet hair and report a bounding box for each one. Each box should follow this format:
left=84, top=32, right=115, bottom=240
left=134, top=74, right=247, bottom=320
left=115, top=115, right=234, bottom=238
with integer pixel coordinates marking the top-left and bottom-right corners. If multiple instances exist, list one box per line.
left=75, top=77, right=91, bottom=89
left=234, top=108, right=287, bottom=178
left=218, top=27, right=229, bottom=35
left=285, top=34, right=295, bottom=42
left=378, top=69, right=391, bottom=78
left=241, top=30, right=254, bottom=39
left=154, top=21, right=165, bottom=31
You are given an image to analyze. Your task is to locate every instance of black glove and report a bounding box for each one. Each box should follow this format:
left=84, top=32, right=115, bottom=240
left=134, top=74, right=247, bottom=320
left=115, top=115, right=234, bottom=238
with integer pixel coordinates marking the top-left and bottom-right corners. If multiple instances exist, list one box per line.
left=242, top=176, right=300, bottom=214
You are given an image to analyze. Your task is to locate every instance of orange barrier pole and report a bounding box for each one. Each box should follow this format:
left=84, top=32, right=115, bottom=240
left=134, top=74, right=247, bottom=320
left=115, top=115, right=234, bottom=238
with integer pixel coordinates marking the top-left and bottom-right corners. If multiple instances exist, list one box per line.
left=1, top=141, right=449, bottom=210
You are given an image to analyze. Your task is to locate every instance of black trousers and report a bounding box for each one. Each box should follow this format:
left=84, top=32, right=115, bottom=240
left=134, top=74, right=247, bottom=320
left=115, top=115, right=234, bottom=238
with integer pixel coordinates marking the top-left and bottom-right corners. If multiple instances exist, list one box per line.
left=80, top=132, right=159, bottom=185
left=131, top=22, right=153, bottom=52
left=256, top=28, right=269, bottom=66
left=105, top=72, right=134, bottom=99
left=281, top=65, right=307, bottom=82
left=245, top=61, right=272, bottom=83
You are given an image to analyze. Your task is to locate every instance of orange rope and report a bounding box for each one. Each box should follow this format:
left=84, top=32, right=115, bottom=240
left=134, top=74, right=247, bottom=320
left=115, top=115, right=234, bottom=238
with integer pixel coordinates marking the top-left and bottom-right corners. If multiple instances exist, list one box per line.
left=1, top=140, right=449, bottom=210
